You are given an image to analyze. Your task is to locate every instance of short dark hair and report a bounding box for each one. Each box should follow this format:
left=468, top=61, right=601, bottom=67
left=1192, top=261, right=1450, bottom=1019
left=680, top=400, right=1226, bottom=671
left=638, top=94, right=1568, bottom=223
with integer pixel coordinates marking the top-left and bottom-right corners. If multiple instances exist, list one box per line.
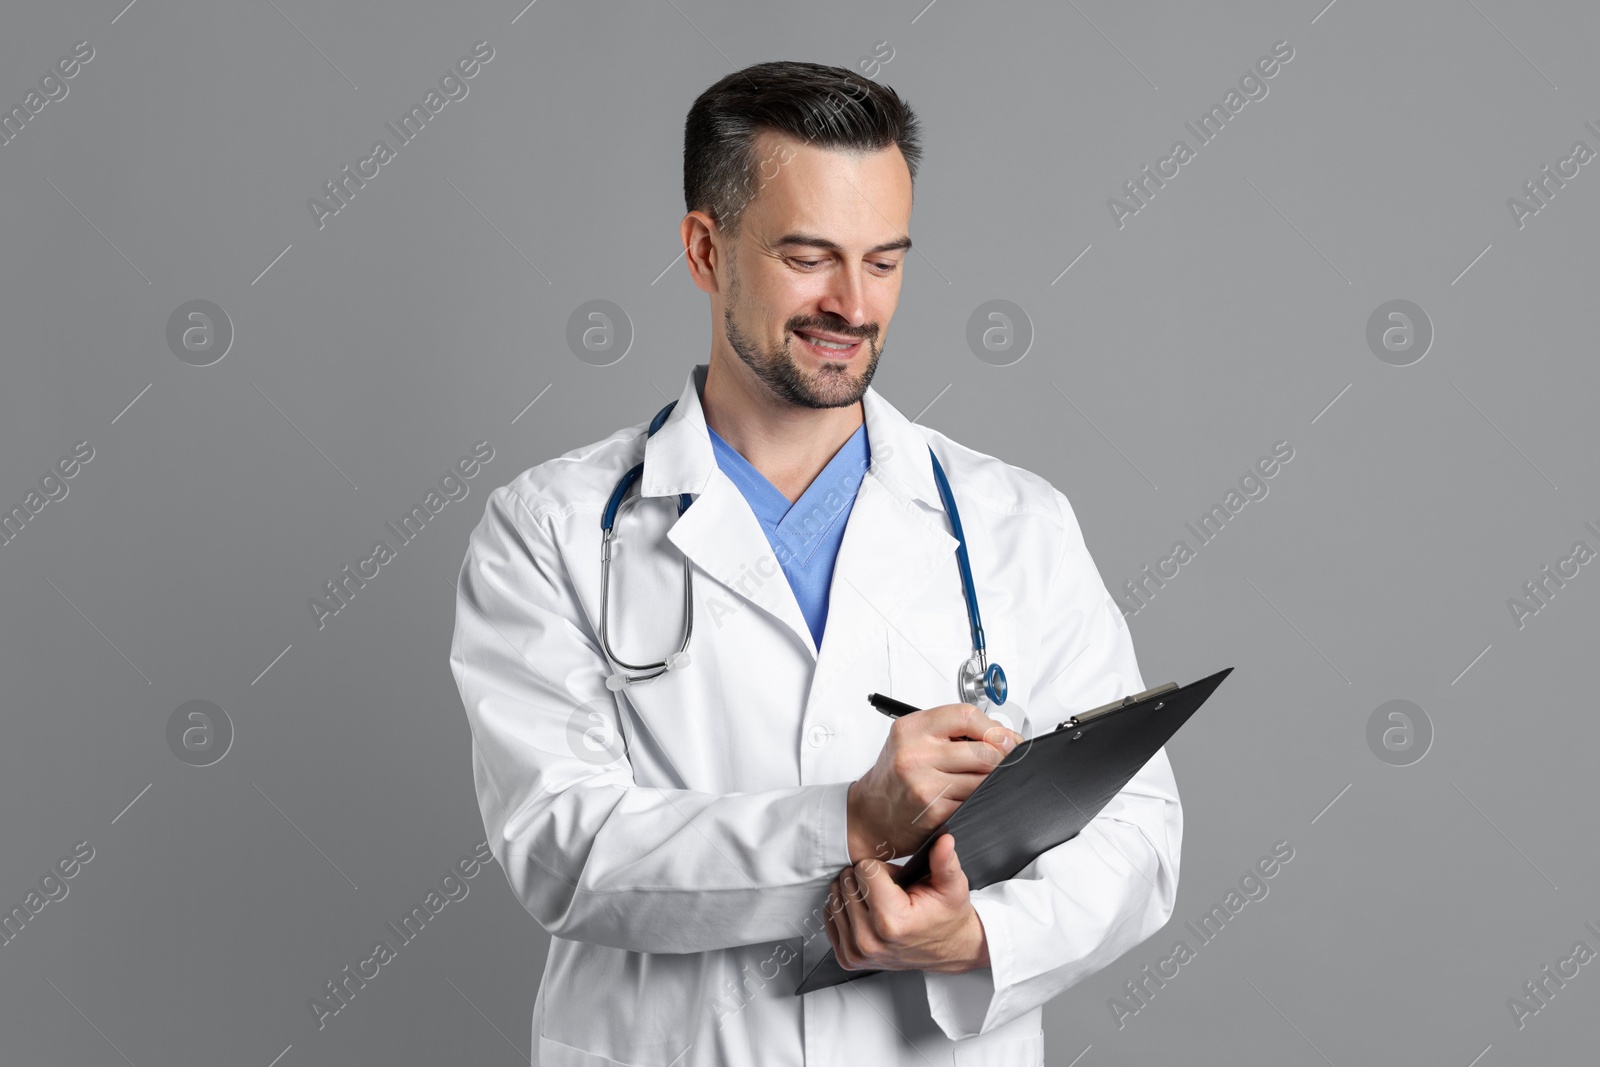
left=683, top=60, right=922, bottom=238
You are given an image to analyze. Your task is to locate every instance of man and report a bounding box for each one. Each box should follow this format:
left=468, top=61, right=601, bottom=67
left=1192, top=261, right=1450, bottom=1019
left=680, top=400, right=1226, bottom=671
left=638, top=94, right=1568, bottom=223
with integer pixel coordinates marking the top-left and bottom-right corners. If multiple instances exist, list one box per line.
left=450, top=60, right=1181, bottom=1065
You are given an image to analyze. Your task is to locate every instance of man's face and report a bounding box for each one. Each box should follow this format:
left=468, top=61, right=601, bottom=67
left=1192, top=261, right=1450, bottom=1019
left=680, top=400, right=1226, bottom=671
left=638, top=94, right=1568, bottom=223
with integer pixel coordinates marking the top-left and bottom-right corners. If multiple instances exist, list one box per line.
left=715, top=129, right=913, bottom=409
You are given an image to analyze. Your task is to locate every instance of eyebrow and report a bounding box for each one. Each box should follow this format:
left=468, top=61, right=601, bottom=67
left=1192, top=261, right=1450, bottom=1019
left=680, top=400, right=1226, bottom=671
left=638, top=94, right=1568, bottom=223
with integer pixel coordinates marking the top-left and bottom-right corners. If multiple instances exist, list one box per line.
left=773, top=232, right=912, bottom=256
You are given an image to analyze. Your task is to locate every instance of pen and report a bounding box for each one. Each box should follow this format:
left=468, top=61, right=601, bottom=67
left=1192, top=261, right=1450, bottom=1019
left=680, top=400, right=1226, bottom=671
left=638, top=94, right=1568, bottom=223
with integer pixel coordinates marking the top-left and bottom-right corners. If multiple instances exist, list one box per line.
left=867, top=692, right=920, bottom=719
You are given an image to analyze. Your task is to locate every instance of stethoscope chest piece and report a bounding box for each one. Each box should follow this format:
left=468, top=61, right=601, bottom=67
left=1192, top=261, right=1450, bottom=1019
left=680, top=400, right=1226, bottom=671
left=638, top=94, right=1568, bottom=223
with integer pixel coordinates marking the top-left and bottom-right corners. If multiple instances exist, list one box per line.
left=959, top=652, right=1007, bottom=711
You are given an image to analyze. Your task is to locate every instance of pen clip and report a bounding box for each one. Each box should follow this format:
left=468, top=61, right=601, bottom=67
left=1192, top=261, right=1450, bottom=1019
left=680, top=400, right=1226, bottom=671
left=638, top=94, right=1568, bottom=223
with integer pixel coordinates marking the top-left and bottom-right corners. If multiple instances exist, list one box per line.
left=1054, top=681, right=1179, bottom=732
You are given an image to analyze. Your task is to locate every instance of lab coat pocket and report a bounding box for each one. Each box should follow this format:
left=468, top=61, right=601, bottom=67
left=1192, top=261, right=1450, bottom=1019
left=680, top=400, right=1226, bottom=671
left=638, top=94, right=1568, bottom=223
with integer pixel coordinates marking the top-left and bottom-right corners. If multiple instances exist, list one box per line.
left=886, top=611, right=969, bottom=712
left=887, top=612, right=1026, bottom=734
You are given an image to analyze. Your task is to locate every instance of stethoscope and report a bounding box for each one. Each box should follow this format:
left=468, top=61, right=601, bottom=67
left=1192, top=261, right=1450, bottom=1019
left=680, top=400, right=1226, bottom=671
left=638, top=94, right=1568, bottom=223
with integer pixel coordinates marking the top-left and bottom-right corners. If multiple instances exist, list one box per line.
left=599, top=400, right=1008, bottom=713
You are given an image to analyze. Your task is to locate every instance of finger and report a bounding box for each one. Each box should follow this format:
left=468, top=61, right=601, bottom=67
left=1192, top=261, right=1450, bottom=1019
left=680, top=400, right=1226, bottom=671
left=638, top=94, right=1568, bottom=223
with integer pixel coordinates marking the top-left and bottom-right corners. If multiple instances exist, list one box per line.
left=916, top=702, right=988, bottom=740
left=853, top=855, right=902, bottom=914
left=929, top=741, right=1016, bottom=774
left=832, top=883, right=857, bottom=966
left=858, top=858, right=917, bottom=941
left=839, top=864, right=871, bottom=905
left=970, top=706, right=1026, bottom=750
left=833, top=875, right=867, bottom=967
left=924, top=704, right=1021, bottom=755
left=913, top=833, right=971, bottom=907
left=910, top=775, right=989, bottom=819
left=916, top=785, right=996, bottom=822
left=829, top=875, right=862, bottom=966
left=930, top=833, right=966, bottom=885
left=839, top=868, right=875, bottom=948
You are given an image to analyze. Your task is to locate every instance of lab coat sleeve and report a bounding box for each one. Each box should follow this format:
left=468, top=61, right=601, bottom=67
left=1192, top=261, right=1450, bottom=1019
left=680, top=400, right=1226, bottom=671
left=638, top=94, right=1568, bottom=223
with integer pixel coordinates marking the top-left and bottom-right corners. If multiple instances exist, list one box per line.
left=923, top=489, right=1182, bottom=1039
left=449, top=484, right=854, bottom=955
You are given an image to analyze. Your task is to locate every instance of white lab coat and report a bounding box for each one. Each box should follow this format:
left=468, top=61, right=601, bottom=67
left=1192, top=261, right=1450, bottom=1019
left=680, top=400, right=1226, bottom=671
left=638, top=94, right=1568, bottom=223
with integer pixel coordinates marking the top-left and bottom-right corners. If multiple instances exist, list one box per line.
left=449, top=363, right=1181, bottom=1066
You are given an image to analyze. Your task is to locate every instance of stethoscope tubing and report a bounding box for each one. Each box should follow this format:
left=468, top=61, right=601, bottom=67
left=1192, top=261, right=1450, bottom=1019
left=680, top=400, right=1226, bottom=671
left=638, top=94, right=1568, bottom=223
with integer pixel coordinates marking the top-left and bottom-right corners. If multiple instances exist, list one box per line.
left=599, top=400, right=1004, bottom=707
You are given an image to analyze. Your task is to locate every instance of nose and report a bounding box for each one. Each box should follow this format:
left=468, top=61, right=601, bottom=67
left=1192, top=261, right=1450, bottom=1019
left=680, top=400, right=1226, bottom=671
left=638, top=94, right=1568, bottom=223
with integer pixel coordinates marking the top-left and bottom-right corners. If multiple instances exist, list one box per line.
left=817, top=263, right=870, bottom=331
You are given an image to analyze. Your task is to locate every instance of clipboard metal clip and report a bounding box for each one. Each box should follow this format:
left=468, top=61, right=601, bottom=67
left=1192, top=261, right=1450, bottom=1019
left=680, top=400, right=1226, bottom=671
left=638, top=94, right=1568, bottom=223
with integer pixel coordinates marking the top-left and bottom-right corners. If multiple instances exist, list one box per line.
left=1055, top=682, right=1180, bottom=732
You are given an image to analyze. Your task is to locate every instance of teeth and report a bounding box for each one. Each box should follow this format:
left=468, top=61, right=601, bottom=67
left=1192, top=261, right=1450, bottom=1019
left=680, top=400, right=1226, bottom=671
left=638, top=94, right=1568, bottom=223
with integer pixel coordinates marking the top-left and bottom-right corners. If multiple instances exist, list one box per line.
left=804, top=334, right=854, bottom=350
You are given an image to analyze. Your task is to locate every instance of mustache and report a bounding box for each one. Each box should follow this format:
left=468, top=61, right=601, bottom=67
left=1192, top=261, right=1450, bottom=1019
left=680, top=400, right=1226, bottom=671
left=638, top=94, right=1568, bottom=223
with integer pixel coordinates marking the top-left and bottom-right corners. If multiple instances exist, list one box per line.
left=789, top=320, right=877, bottom=341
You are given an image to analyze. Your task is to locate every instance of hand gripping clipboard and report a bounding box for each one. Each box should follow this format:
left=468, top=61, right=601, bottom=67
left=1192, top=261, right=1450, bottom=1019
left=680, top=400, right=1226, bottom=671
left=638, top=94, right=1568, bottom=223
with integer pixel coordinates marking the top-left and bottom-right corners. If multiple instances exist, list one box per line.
left=795, top=667, right=1233, bottom=995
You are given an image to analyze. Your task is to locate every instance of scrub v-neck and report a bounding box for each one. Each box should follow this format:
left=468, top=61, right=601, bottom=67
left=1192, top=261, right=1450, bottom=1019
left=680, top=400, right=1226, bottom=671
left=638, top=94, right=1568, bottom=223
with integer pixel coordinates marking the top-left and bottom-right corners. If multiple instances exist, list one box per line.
left=705, top=421, right=871, bottom=651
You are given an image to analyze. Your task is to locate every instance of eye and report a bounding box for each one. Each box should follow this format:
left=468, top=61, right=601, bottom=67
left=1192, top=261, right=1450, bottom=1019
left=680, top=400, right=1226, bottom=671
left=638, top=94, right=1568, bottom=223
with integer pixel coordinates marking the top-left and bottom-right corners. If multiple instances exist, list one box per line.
left=873, top=261, right=900, bottom=274
left=789, top=258, right=823, bottom=270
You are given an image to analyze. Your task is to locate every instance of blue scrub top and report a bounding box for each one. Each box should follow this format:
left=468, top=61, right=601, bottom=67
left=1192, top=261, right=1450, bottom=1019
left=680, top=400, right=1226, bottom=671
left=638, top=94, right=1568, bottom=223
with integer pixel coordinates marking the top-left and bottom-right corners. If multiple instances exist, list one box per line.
left=706, top=421, right=871, bottom=651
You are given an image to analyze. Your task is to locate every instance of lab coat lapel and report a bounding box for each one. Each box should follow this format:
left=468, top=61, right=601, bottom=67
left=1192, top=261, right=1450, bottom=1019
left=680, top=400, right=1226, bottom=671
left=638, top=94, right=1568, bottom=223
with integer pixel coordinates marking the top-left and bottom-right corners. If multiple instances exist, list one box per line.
left=809, top=385, right=957, bottom=699
left=643, top=367, right=818, bottom=658
left=670, top=475, right=821, bottom=657
left=641, top=365, right=959, bottom=678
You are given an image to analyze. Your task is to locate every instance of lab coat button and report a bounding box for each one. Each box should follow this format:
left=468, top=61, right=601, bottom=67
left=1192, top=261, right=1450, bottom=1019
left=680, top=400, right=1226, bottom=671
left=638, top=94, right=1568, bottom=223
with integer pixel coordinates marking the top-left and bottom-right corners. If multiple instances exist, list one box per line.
left=806, top=724, right=832, bottom=748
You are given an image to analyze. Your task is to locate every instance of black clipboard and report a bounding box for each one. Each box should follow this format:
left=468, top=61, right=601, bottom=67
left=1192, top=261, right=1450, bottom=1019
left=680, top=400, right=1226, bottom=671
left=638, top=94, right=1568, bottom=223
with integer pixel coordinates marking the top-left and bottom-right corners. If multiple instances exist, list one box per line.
left=795, top=666, right=1232, bottom=994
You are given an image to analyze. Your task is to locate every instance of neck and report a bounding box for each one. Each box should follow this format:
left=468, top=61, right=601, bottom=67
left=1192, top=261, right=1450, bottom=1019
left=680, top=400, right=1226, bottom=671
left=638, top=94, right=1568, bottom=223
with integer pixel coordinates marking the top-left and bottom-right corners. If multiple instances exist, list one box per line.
left=700, top=354, right=864, bottom=504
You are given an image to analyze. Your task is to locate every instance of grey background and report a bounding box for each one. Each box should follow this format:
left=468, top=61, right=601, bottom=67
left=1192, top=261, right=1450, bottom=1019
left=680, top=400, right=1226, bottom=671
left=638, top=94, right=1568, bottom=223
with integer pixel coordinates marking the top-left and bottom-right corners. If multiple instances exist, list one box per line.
left=2, top=0, right=1596, bottom=1063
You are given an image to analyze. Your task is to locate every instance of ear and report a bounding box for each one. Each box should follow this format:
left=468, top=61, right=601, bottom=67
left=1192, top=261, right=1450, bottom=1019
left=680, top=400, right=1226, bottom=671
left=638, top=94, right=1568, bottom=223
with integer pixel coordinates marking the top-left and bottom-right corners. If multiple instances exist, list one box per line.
left=681, top=211, right=724, bottom=296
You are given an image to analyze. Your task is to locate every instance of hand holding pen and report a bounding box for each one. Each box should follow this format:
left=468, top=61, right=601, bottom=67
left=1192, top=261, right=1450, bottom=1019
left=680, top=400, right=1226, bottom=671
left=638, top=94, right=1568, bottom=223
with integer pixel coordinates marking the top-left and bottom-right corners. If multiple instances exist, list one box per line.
left=845, top=693, right=1023, bottom=860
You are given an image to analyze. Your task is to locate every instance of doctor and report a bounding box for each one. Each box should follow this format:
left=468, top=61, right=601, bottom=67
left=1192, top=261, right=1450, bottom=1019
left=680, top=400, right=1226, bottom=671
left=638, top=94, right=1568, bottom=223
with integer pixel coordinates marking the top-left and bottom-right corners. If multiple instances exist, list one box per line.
left=450, top=60, right=1181, bottom=1066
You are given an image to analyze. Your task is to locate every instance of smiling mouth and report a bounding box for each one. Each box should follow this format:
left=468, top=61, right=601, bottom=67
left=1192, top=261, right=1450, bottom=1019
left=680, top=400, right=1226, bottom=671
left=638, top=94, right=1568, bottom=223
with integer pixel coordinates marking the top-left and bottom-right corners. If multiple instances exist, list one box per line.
left=794, top=329, right=866, bottom=357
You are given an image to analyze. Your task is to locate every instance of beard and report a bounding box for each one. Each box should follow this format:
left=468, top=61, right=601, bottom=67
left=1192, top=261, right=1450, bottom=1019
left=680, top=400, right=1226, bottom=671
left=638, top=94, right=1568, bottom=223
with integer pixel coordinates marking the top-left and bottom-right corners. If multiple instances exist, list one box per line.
left=722, top=264, right=882, bottom=410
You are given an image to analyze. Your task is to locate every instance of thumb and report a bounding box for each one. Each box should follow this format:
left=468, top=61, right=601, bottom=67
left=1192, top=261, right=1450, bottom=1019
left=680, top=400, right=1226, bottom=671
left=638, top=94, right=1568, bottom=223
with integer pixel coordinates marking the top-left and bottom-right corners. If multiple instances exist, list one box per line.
left=926, top=833, right=969, bottom=898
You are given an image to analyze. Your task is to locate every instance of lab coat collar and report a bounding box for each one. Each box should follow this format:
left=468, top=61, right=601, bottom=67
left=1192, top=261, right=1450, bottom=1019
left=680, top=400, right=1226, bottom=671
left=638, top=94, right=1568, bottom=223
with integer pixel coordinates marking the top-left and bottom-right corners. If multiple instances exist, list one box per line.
left=640, top=363, right=944, bottom=512
left=639, top=363, right=956, bottom=668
